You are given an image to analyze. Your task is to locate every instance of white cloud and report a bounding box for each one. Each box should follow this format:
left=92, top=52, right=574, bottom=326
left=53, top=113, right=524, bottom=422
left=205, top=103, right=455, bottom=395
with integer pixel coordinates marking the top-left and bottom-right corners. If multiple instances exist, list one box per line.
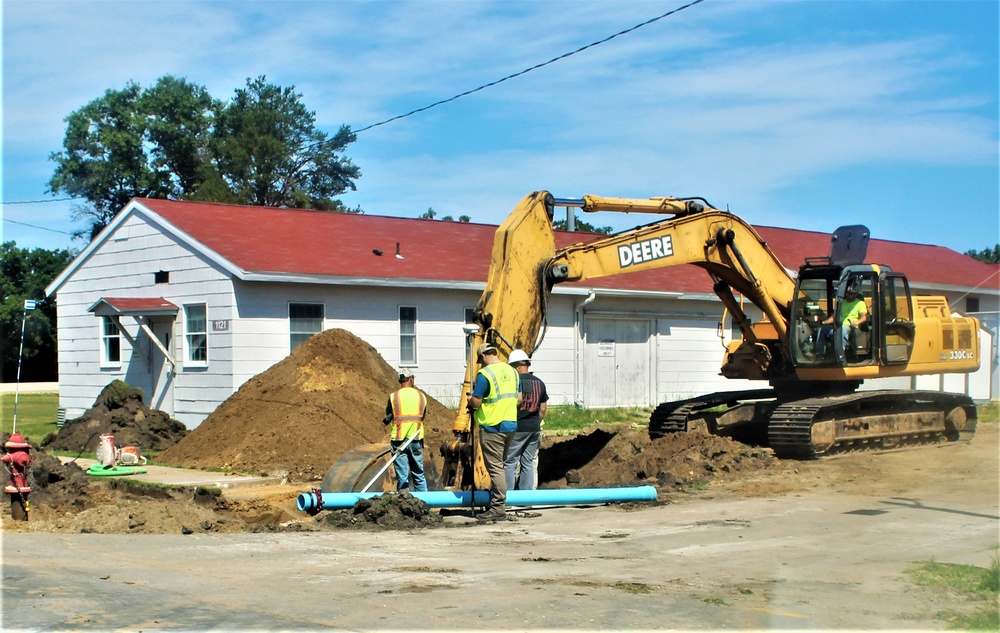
left=3, top=0, right=996, bottom=252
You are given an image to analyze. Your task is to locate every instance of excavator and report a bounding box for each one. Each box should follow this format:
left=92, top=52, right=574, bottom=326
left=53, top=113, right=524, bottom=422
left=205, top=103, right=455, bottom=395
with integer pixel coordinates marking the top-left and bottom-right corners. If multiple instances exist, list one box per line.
left=328, top=191, right=980, bottom=492
left=434, top=191, right=981, bottom=491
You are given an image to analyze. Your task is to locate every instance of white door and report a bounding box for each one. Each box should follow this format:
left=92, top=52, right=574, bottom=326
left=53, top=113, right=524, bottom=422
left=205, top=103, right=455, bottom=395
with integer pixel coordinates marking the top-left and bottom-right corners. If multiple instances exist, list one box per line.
left=584, top=318, right=651, bottom=407
left=148, top=319, right=174, bottom=414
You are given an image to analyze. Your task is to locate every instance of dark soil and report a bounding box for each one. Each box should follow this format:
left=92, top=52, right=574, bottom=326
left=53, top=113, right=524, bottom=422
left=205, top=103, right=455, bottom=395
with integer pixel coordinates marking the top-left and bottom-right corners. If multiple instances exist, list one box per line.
left=318, top=490, right=443, bottom=531
left=44, top=380, right=188, bottom=454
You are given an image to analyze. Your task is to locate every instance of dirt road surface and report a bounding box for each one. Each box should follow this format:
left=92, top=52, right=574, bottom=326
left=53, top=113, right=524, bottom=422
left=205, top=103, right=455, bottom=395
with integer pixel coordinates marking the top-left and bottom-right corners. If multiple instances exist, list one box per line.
left=3, top=422, right=997, bottom=631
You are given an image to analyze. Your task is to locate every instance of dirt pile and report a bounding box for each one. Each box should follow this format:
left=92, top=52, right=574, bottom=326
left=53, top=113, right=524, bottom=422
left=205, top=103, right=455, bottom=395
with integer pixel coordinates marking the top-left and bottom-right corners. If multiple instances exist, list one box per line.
left=318, top=490, right=443, bottom=530
left=539, top=426, right=784, bottom=489
left=44, top=380, right=188, bottom=454
left=0, top=435, right=227, bottom=534
left=2, top=435, right=90, bottom=512
left=157, top=329, right=455, bottom=482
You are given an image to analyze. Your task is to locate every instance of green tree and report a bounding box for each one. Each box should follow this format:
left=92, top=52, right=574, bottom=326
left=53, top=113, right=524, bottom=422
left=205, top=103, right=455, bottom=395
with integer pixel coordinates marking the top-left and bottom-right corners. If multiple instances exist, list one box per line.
left=553, top=214, right=613, bottom=234
left=144, top=76, right=218, bottom=198
left=49, top=75, right=362, bottom=241
left=48, top=77, right=219, bottom=240
left=423, top=209, right=471, bottom=222
left=964, top=244, right=1000, bottom=264
left=0, top=243, right=73, bottom=382
left=209, top=76, right=360, bottom=209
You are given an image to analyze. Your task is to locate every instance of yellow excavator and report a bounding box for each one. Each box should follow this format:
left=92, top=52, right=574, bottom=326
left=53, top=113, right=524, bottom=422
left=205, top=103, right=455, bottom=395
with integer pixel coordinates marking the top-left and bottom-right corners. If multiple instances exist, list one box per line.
left=432, top=191, right=979, bottom=490
left=325, top=191, right=980, bottom=492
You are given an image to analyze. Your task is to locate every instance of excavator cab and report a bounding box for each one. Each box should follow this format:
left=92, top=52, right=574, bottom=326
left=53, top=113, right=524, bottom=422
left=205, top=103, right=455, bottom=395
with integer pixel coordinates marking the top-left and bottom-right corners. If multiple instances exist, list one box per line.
left=792, top=266, right=882, bottom=366
left=788, top=224, right=918, bottom=369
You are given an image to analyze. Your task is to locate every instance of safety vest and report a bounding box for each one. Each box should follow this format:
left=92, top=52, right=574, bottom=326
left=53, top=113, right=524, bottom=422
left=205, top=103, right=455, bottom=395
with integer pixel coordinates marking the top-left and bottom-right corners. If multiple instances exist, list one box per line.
left=474, top=362, right=519, bottom=427
left=390, top=387, right=426, bottom=441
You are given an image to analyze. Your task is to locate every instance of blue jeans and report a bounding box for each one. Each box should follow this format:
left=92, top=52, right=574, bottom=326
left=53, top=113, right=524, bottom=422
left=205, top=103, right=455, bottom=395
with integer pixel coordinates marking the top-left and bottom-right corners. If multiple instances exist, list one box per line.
left=815, top=323, right=851, bottom=357
left=390, top=439, right=426, bottom=491
left=504, top=431, right=541, bottom=490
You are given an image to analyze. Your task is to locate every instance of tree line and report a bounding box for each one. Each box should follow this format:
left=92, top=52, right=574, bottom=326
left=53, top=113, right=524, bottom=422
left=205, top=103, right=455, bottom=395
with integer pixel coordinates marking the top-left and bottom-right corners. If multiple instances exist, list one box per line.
left=964, top=244, right=1000, bottom=264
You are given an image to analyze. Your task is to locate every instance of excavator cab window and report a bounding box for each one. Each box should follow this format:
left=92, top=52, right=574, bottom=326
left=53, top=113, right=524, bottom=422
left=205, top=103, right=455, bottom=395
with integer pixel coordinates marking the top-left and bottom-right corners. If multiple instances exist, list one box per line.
left=791, top=270, right=878, bottom=367
left=840, top=273, right=876, bottom=364
left=880, top=273, right=914, bottom=364
left=791, top=275, right=835, bottom=366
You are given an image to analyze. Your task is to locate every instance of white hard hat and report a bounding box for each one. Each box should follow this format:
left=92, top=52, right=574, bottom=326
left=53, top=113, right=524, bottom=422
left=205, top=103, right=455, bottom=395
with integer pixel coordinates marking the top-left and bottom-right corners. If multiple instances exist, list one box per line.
left=508, top=349, right=530, bottom=366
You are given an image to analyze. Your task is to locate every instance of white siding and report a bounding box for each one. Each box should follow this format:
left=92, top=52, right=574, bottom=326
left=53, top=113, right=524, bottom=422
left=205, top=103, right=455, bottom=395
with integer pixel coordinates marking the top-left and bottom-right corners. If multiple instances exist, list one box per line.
left=54, top=215, right=236, bottom=427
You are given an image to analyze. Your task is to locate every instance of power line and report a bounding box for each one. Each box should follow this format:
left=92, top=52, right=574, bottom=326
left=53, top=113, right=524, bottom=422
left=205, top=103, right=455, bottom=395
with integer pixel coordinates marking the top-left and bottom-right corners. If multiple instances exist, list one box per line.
left=3, top=197, right=80, bottom=204
left=2, top=0, right=707, bottom=206
left=353, top=0, right=707, bottom=133
left=2, top=218, right=75, bottom=235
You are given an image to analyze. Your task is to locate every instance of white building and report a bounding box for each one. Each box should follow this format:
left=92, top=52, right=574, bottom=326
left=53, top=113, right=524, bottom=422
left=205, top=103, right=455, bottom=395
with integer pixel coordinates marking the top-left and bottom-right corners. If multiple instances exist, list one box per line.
left=46, top=198, right=999, bottom=428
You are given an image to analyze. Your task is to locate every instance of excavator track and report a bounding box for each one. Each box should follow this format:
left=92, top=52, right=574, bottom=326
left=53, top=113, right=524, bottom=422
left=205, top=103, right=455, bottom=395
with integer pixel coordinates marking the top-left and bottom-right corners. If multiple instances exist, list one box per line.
left=650, top=389, right=976, bottom=459
left=768, top=390, right=976, bottom=458
left=648, top=389, right=776, bottom=437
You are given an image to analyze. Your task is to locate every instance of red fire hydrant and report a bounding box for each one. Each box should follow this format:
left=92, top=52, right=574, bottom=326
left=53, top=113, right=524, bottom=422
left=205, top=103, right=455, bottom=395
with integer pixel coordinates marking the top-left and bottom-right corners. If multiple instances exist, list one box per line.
left=2, top=432, right=33, bottom=521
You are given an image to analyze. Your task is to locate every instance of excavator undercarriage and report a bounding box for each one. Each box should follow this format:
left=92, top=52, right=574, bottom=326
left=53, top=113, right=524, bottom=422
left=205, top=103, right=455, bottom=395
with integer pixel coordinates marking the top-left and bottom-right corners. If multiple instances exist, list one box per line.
left=649, top=388, right=977, bottom=458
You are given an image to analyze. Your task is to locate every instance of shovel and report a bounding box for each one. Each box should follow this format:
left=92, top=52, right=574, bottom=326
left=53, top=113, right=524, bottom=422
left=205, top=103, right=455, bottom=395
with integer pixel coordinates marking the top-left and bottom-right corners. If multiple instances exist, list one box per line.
left=359, top=433, right=417, bottom=493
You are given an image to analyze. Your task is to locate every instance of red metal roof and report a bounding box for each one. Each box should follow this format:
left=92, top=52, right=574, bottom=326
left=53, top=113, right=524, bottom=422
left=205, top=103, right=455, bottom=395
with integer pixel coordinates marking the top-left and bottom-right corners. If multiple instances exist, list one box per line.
left=135, top=198, right=997, bottom=294
left=88, top=297, right=179, bottom=315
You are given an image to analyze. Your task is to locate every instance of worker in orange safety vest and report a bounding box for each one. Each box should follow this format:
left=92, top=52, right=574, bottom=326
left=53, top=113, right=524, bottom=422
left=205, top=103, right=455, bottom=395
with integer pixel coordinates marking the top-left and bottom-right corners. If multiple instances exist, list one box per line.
left=382, top=368, right=428, bottom=491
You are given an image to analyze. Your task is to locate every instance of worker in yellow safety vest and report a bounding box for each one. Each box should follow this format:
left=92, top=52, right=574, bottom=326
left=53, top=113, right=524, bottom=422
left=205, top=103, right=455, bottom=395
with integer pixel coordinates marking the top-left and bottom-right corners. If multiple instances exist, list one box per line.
left=467, top=343, right=521, bottom=521
left=383, top=368, right=428, bottom=491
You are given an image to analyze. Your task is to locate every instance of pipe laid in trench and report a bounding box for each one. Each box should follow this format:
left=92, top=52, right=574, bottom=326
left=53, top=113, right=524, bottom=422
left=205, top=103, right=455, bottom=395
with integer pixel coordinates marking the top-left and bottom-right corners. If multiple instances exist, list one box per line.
left=296, top=485, right=657, bottom=514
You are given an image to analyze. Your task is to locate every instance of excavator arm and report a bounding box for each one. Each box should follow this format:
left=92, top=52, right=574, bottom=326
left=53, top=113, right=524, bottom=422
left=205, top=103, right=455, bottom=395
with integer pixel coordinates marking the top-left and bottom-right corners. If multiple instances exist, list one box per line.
left=457, top=192, right=800, bottom=420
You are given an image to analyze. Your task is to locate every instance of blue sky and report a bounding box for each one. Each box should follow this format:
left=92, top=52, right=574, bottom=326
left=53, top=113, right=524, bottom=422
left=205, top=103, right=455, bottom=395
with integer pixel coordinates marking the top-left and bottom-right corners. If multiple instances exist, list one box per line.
left=2, top=0, right=997, bottom=256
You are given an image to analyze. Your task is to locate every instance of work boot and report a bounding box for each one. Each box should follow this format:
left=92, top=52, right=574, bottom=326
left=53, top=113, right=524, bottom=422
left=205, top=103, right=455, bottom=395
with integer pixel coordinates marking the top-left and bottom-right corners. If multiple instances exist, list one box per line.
left=475, top=507, right=506, bottom=521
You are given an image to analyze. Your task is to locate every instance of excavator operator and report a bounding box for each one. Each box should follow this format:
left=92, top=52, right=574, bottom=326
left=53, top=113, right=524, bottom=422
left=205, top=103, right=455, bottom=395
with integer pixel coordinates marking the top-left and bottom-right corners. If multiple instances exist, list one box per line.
left=815, top=276, right=869, bottom=358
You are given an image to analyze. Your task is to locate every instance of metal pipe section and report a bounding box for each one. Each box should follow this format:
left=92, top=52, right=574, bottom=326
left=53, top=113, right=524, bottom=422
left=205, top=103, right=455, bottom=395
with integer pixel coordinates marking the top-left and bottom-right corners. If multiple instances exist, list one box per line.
left=550, top=197, right=586, bottom=208
left=297, top=485, right=657, bottom=514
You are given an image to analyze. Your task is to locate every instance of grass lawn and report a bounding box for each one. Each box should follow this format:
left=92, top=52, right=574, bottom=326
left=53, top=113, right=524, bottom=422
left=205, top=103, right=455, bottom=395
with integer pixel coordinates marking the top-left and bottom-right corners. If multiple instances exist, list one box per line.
left=3, top=391, right=997, bottom=445
left=1, top=391, right=60, bottom=445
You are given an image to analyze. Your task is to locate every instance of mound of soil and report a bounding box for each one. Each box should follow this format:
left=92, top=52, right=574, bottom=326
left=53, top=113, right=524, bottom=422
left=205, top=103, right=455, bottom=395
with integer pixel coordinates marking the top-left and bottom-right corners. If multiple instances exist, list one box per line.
left=44, top=380, right=188, bottom=454
left=157, top=329, right=455, bottom=483
left=319, top=490, right=442, bottom=530
left=539, top=426, right=783, bottom=489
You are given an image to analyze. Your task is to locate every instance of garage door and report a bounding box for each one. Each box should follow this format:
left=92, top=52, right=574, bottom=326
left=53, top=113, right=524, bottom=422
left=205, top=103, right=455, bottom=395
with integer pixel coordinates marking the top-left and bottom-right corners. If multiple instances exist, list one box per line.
left=584, top=318, right=651, bottom=408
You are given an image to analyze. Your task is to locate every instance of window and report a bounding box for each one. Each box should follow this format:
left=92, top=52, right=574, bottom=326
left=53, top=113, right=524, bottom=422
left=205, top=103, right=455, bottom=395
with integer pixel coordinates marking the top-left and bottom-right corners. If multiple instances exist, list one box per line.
left=399, top=306, right=417, bottom=365
left=290, top=303, right=324, bottom=351
left=101, top=316, right=121, bottom=366
left=966, top=297, right=980, bottom=314
left=154, top=270, right=169, bottom=284
left=185, top=304, right=208, bottom=365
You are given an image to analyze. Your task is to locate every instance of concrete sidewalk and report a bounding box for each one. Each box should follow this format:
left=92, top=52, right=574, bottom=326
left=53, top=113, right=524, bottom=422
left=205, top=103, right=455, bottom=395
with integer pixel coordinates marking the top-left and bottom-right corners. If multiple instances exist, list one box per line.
left=59, top=456, right=284, bottom=489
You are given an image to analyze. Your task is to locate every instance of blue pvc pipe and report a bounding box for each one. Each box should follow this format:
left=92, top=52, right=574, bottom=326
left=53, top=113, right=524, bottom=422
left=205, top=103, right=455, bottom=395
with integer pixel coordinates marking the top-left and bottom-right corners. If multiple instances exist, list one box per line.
left=296, top=485, right=657, bottom=514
